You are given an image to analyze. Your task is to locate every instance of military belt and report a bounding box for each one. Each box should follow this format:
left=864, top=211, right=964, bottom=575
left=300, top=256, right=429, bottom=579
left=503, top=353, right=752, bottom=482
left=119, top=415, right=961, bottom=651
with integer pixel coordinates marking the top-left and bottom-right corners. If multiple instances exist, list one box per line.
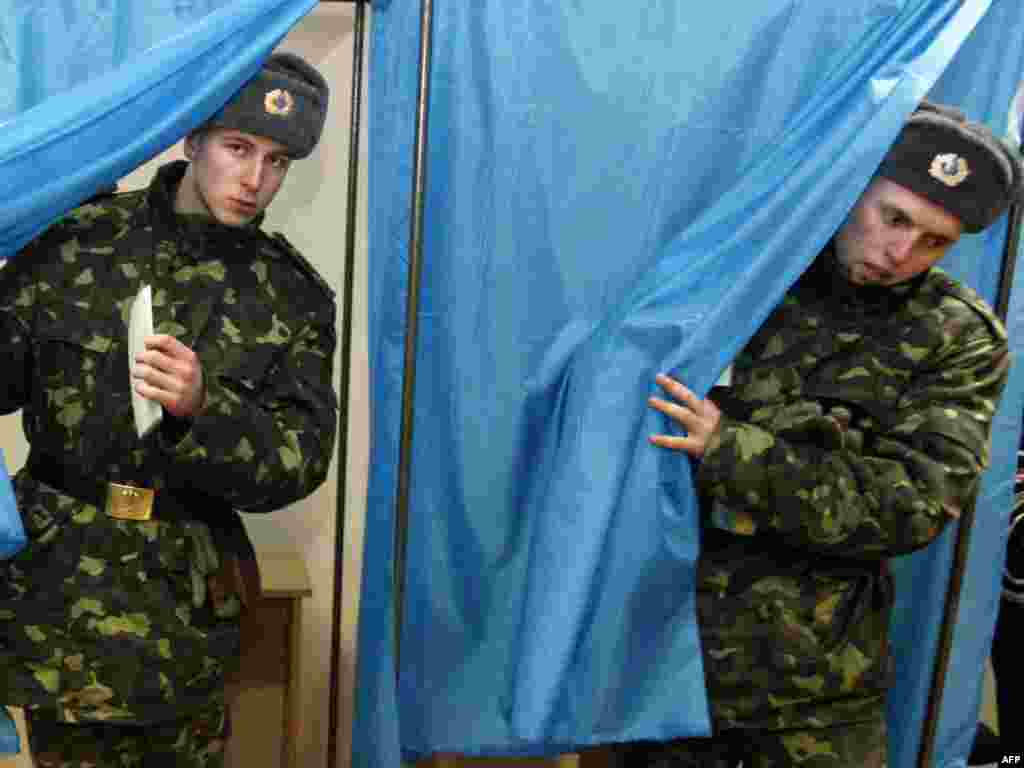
left=24, top=451, right=263, bottom=609
left=25, top=451, right=206, bottom=523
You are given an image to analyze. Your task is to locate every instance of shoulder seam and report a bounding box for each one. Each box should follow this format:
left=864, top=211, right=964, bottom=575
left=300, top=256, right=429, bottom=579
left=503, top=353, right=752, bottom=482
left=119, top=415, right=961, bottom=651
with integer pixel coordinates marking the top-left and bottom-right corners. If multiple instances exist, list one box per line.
left=268, top=232, right=335, bottom=300
left=928, top=269, right=1007, bottom=343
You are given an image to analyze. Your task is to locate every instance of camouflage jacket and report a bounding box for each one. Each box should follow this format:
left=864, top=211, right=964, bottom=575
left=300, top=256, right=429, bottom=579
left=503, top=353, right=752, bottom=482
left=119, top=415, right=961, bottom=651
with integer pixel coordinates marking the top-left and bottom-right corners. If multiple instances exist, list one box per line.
left=694, top=249, right=1009, bottom=731
left=0, top=161, right=337, bottom=723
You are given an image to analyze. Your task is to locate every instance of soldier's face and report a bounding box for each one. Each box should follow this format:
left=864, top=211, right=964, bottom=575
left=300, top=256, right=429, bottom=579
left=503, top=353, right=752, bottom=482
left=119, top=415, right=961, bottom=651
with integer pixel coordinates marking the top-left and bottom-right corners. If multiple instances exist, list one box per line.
left=177, top=128, right=292, bottom=227
left=833, top=177, right=962, bottom=287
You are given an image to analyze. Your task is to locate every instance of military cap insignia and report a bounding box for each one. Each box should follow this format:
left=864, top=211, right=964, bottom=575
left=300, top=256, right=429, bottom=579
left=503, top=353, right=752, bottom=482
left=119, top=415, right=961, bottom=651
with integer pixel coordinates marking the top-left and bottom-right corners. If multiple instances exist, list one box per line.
left=265, top=88, right=295, bottom=117
left=929, top=153, right=971, bottom=187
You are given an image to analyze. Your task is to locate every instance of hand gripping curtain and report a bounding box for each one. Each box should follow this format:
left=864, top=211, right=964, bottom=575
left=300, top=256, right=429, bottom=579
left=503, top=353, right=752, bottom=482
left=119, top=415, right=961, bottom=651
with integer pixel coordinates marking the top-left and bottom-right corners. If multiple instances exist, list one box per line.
left=0, top=0, right=318, bottom=261
left=357, top=1, right=1006, bottom=765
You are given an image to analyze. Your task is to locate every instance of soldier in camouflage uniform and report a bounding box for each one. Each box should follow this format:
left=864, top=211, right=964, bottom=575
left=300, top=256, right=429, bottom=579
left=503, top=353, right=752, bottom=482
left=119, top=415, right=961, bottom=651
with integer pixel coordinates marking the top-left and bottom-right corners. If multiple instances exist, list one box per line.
left=628, top=102, right=1024, bottom=767
left=0, top=53, right=335, bottom=766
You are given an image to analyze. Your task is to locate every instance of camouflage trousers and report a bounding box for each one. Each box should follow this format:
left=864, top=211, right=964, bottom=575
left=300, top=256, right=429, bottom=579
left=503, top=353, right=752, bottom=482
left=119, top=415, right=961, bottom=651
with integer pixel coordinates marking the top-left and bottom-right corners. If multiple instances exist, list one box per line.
left=610, top=719, right=886, bottom=768
left=24, top=691, right=228, bottom=768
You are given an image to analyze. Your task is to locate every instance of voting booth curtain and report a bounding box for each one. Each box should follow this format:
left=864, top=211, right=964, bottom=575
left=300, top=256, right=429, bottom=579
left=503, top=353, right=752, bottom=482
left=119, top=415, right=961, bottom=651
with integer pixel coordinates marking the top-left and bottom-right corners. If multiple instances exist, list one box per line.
left=356, top=1, right=1024, bottom=767
left=0, top=451, right=24, bottom=752
left=2, top=2, right=1024, bottom=768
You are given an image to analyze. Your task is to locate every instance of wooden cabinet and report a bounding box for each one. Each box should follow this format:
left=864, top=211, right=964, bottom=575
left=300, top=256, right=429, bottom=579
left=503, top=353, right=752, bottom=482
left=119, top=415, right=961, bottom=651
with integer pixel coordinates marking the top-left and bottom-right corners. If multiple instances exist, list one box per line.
left=225, top=550, right=312, bottom=768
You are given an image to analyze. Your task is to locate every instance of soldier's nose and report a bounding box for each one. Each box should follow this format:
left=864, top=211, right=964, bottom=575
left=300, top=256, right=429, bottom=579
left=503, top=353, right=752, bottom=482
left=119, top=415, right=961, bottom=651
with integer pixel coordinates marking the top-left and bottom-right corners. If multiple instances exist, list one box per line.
left=241, top=160, right=263, bottom=190
left=886, top=234, right=914, bottom=266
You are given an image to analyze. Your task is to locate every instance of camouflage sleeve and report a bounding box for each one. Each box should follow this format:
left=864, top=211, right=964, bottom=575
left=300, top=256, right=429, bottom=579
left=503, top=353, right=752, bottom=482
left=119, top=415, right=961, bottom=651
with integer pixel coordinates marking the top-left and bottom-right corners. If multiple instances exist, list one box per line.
left=0, top=263, right=32, bottom=414
left=159, top=297, right=338, bottom=513
left=697, top=325, right=1009, bottom=558
left=0, top=233, right=55, bottom=414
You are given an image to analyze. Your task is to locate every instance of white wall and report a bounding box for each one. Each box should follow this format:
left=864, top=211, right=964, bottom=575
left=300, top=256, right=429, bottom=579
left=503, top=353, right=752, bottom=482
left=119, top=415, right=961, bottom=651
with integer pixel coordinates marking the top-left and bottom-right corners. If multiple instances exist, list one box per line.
left=0, top=4, right=369, bottom=765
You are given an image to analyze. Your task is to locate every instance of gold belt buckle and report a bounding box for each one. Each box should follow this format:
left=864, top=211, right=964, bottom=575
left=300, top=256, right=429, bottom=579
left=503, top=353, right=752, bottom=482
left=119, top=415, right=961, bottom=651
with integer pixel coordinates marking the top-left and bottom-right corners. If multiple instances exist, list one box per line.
left=105, top=482, right=155, bottom=521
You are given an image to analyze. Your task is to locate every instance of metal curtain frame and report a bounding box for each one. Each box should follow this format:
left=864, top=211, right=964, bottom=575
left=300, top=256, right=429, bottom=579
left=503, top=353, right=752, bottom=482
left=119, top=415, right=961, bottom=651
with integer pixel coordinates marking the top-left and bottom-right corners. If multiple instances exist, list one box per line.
left=318, top=0, right=434, bottom=682
left=321, top=2, right=1020, bottom=765
left=391, top=0, right=436, bottom=683
left=324, top=1, right=368, bottom=767
left=321, top=0, right=438, bottom=765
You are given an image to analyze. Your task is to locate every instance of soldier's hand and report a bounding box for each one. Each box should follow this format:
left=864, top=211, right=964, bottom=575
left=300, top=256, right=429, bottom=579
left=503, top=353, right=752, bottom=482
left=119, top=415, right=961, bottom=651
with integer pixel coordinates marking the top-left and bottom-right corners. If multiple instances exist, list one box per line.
left=648, top=373, right=722, bottom=458
left=132, top=334, right=206, bottom=419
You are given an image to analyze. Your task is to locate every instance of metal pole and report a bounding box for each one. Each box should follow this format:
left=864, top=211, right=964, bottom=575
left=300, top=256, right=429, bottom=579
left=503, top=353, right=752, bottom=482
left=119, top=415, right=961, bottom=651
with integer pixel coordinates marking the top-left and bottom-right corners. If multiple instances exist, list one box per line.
left=917, top=200, right=1023, bottom=768
left=393, top=0, right=436, bottom=683
left=995, top=203, right=1023, bottom=321
left=327, top=2, right=368, bottom=767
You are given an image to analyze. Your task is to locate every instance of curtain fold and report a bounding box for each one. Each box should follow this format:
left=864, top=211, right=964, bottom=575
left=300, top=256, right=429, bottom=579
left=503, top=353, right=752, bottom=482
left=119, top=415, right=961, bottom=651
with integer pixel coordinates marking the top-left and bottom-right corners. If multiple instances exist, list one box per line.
left=0, top=0, right=318, bottom=260
left=357, top=1, right=1015, bottom=765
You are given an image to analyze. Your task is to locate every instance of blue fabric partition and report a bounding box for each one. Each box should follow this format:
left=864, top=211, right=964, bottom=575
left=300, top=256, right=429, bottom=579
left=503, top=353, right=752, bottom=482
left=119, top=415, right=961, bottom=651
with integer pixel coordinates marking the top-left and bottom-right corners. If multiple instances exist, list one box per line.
left=0, top=0, right=318, bottom=261
left=0, top=707, right=16, bottom=756
left=357, top=1, right=1016, bottom=765
left=0, top=450, right=24, bottom=560
left=0, top=451, right=23, bottom=754
left=887, top=6, right=1024, bottom=767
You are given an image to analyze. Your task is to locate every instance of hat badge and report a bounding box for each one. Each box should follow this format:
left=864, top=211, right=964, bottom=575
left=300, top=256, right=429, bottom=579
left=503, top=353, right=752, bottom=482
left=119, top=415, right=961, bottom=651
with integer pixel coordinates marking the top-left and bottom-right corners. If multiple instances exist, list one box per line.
left=929, top=153, right=971, bottom=187
left=265, top=89, right=295, bottom=117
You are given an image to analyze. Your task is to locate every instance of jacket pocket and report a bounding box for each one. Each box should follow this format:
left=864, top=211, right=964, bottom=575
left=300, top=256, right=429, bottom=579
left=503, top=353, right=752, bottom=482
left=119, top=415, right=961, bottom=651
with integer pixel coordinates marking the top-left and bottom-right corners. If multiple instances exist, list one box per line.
left=31, top=324, right=118, bottom=447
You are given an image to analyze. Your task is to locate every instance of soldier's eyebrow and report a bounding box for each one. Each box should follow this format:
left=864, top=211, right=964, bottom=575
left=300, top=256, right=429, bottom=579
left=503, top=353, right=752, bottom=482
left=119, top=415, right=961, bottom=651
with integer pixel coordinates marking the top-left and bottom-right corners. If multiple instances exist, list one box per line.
left=222, top=134, right=254, bottom=147
left=879, top=202, right=912, bottom=225
left=880, top=200, right=960, bottom=243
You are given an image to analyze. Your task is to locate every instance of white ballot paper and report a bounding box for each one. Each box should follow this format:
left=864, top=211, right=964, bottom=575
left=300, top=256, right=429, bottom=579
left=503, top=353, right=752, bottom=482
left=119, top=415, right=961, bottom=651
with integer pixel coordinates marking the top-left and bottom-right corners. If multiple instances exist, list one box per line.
left=129, top=284, right=163, bottom=438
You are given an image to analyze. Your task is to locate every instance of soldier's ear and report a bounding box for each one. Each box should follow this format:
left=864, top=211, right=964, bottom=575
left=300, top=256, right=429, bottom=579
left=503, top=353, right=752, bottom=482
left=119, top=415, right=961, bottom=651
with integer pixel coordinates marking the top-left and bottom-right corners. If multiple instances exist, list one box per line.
left=183, top=131, right=202, bottom=160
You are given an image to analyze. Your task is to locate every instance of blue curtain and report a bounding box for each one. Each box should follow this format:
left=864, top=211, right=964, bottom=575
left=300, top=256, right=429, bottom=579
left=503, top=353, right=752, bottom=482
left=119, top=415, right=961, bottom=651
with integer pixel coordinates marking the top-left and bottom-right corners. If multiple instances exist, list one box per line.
left=0, top=451, right=23, bottom=754
left=0, top=0, right=318, bottom=260
left=0, top=451, right=23, bottom=560
left=357, top=1, right=1019, bottom=765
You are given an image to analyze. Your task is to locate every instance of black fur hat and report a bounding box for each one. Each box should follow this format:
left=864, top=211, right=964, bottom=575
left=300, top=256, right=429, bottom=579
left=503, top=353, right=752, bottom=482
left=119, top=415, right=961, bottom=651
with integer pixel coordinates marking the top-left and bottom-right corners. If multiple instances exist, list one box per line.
left=876, top=101, right=1022, bottom=233
left=202, top=52, right=329, bottom=159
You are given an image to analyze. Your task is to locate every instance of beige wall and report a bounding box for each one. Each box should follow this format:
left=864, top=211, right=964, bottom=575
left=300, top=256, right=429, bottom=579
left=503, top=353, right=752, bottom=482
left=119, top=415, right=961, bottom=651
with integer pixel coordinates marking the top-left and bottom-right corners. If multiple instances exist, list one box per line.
left=0, top=4, right=368, bottom=765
